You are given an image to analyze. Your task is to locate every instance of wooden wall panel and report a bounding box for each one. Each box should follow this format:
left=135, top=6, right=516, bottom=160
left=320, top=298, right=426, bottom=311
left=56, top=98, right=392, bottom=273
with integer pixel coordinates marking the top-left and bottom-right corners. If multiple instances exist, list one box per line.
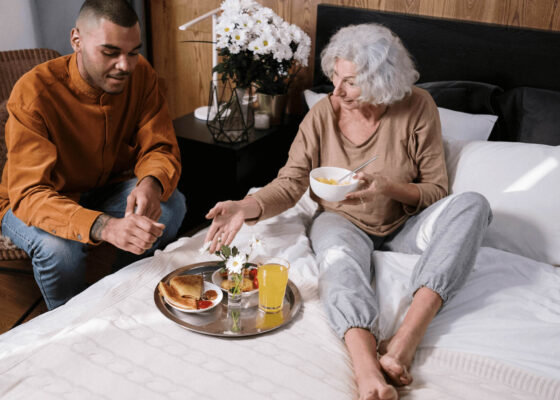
left=150, top=0, right=560, bottom=119
left=150, top=0, right=221, bottom=118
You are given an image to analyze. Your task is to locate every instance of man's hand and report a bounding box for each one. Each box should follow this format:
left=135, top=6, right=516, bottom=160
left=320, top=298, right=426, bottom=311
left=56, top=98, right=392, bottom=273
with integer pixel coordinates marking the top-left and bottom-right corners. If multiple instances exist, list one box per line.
left=91, top=213, right=165, bottom=255
left=126, top=176, right=163, bottom=221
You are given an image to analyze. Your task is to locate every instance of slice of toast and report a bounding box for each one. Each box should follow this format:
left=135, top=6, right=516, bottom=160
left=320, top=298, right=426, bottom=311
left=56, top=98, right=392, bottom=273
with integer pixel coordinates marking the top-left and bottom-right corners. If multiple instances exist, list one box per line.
left=170, top=274, right=203, bottom=300
left=158, top=281, right=198, bottom=310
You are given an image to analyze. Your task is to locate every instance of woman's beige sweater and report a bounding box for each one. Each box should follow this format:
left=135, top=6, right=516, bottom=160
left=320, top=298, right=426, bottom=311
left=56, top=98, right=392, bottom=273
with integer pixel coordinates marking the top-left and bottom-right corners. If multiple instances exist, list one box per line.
left=251, top=87, right=448, bottom=236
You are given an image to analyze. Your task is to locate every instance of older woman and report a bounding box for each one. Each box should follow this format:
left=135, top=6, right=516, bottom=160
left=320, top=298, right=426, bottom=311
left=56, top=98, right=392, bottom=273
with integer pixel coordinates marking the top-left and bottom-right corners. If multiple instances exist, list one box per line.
left=205, top=24, right=492, bottom=400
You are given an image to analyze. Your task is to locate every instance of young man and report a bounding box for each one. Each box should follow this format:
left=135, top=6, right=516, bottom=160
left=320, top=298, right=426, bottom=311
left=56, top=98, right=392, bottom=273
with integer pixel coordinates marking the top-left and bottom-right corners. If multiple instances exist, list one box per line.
left=0, top=0, right=186, bottom=309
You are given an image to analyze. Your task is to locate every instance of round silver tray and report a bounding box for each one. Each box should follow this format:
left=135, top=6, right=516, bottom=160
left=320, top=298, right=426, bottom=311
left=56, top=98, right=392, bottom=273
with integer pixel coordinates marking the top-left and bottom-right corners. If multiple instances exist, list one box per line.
left=154, top=261, right=302, bottom=337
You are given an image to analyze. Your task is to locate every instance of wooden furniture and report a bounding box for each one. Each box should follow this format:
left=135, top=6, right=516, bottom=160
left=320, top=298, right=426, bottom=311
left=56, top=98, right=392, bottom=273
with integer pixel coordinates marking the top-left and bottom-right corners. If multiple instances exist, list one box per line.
left=0, top=48, right=62, bottom=261
left=173, top=113, right=300, bottom=234
left=0, top=49, right=62, bottom=333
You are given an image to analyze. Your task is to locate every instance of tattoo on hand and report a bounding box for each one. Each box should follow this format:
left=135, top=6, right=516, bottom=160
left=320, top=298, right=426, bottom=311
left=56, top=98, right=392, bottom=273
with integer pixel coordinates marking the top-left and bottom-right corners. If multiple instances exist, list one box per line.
left=91, top=214, right=112, bottom=241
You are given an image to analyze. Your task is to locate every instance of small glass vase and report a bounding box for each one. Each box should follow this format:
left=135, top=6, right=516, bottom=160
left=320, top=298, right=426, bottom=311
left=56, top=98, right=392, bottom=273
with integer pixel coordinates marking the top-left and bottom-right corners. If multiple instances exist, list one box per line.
left=227, top=272, right=243, bottom=308
left=227, top=307, right=242, bottom=333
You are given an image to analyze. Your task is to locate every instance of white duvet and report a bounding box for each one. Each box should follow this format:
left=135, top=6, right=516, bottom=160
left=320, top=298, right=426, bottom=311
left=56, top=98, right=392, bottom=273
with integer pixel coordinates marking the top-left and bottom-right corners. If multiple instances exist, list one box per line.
left=1, top=193, right=559, bottom=400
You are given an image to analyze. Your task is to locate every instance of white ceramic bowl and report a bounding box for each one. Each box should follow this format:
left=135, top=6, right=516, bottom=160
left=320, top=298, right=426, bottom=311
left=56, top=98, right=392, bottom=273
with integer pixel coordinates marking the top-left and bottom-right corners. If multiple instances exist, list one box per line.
left=309, top=166, right=359, bottom=202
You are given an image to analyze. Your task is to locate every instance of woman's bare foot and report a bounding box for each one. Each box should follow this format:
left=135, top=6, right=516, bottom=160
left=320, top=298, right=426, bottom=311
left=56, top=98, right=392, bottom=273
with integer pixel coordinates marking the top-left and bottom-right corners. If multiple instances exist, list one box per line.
left=355, top=361, right=399, bottom=400
left=378, top=335, right=414, bottom=386
left=378, top=287, right=444, bottom=386
left=344, top=328, right=399, bottom=400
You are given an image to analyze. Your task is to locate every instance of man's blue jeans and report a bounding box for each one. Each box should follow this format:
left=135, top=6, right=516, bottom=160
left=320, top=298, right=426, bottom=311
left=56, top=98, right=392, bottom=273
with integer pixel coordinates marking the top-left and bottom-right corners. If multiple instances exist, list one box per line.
left=1, top=178, right=186, bottom=310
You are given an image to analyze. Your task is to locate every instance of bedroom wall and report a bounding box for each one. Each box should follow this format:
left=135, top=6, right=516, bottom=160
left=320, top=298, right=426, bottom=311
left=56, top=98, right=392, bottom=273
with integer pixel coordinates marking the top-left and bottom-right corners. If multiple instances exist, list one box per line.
left=149, top=0, right=560, bottom=119
left=0, top=0, right=40, bottom=51
left=0, top=0, right=148, bottom=56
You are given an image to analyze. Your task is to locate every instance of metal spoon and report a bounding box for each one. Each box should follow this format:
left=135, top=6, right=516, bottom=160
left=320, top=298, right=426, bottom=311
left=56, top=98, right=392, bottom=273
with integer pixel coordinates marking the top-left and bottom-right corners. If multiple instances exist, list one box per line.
left=337, top=155, right=379, bottom=184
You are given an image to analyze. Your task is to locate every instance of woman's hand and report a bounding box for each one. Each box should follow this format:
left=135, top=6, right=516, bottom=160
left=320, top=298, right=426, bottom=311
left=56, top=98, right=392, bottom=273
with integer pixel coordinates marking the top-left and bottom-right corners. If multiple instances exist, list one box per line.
left=204, top=197, right=262, bottom=253
left=342, top=171, right=390, bottom=205
left=342, top=171, right=420, bottom=207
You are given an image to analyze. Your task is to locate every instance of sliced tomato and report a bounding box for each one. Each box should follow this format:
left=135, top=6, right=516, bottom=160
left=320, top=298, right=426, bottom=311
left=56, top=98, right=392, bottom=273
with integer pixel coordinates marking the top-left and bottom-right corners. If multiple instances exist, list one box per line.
left=249, top=268, right=258, bottom=279
left=253, top=277, right=259, bottom=289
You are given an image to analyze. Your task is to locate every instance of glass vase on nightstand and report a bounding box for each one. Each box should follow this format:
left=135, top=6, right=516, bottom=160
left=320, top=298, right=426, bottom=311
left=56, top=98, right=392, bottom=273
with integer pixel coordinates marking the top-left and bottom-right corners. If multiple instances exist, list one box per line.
left=206, top=80, right=254, bottom=144
left=256, top=92, right=288, bottom=126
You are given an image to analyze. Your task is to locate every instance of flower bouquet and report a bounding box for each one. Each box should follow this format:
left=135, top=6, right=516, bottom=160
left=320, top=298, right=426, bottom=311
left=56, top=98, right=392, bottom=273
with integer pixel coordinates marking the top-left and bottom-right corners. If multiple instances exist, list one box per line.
left=213, top=0, right=311, bottom=96
left=200, top=235, right=264, bottom=307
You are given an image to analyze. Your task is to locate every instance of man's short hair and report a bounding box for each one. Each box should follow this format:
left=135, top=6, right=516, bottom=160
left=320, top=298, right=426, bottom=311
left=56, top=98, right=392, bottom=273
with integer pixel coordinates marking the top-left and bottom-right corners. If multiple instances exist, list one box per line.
left=78, top=0, right=139, bottom=27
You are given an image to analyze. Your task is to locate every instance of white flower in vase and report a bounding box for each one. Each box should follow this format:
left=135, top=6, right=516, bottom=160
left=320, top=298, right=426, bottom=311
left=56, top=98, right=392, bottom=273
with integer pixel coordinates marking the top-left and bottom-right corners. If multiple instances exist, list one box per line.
left=249, top=33, right=275, bottom=55
left=213, top=0, right=311, bottom=95
left=226, top=31, right=246, bottom=54
left=226, top=253, right=246, bottom=275
left=216, top=18, right=236, bottom=37
left=249, top=234, right=265, bottom=251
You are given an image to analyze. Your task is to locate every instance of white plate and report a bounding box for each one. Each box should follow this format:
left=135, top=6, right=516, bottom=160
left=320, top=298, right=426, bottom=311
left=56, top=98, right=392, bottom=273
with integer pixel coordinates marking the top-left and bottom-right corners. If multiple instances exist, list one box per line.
left=211, top=268, right=259, bottom=296
left=163, top=281, right=223, bottom=314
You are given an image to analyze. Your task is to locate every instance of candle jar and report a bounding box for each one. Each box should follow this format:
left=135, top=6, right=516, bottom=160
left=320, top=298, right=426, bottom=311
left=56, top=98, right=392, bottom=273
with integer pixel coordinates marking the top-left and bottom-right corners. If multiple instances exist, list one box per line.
left=254, top=111, right=270, bottom=130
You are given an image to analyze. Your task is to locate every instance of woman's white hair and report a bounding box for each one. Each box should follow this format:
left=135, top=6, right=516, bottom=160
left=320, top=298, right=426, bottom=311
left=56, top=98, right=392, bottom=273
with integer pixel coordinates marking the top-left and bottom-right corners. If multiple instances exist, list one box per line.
left=321, top=23, right=419, bottom=105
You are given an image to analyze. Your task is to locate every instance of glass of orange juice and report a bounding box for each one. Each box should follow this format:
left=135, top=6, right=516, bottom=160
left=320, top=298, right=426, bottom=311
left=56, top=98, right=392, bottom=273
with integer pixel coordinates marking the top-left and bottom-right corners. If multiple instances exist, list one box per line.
left=256, top=309, right=284, bottom=330
left=257, top=257, right=290, bottom=313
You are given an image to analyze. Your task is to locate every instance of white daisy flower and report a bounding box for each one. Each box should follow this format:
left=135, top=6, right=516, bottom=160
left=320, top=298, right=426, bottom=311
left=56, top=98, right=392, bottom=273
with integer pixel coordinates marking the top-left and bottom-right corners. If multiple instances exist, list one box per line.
left=273, top=43, right=292, bottom=63
left=216, top=19, right=236, bottom=37
left=226, top=254, right=246, bottom=275
left=230, top=28, right=247, bottom=46
left=249, top=235, right=264, bottom=250
left=220, top=0, right=243, bottom=14
left=238, top=13, right=255, bottom=30
left=247, top=38, right=262, bottom=53
left=228, top=43, right=242, bottom=54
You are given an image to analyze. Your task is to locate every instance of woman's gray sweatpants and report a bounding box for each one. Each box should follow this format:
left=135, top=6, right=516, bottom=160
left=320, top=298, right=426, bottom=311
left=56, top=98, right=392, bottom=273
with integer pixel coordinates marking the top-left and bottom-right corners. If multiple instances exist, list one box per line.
left=309, top=192, right=493, bottom=339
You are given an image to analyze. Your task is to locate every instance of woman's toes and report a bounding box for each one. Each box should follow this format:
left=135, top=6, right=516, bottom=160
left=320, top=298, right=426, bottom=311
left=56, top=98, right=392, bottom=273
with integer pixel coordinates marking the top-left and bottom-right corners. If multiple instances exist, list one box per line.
left=379, top=354, right=413, bottom=386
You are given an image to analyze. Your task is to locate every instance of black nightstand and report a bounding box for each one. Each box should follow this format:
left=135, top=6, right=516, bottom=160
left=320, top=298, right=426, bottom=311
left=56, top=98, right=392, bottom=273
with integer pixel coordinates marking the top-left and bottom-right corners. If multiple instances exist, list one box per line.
left=173, top=113, right=300, bottom=235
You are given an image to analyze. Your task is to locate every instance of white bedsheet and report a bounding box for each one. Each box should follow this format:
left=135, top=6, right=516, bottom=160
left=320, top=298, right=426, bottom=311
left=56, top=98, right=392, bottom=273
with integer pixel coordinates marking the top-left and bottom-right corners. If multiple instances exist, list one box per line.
left=1, top=193, right=559, bottom=399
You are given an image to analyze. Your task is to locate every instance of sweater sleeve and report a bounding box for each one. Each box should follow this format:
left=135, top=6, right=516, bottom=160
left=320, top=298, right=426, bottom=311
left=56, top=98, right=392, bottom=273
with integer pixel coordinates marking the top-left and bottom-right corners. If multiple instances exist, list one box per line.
left=133, top=60, right=181, bottom=201
left=403, top=93, right=448, bottom=215
left=4, top=101, right=102, bottom=244
left=249, top=112, right=319, bottom=222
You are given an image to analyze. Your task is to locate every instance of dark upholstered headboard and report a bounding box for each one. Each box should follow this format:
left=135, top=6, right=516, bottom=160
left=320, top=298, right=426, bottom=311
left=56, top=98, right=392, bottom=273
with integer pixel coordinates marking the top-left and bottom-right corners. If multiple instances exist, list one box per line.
left=314, top=5, right=560, bottom=90
left=312, top=5, right=560, bottom=144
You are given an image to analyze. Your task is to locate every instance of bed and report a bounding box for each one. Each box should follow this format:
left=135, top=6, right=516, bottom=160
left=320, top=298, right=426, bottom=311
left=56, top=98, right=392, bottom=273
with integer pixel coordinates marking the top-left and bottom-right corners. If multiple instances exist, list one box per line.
left=1, top=5, right=560, bottom=399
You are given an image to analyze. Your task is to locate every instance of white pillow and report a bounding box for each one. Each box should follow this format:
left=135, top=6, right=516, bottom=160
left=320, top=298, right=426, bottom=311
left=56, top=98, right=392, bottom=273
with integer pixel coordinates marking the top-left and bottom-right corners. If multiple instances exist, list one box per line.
left=438, top=107, right=498, bottom=141
left=445, top=139, right=560, bottom=266
left=304, top=90, right=328, bottom=109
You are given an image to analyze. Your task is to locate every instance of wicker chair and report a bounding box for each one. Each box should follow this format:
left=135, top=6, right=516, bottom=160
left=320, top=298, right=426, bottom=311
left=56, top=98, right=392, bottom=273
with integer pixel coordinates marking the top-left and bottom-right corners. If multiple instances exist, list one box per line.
left=0, top=49, right=115, bottom=281
left=0, top=50, right=118, bottom=327
left=0, top=48, right=62, bottom=262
